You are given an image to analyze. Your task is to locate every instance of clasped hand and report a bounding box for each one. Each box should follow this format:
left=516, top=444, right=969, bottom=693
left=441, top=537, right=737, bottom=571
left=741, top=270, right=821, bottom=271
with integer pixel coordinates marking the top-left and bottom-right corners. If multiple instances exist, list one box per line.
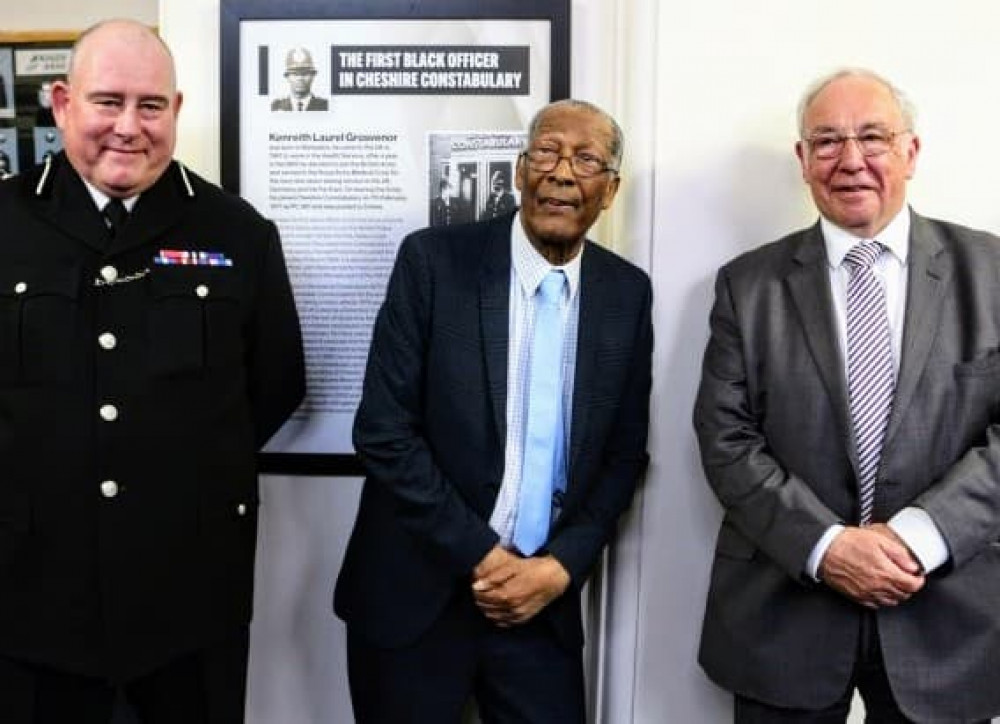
left=471, top=545, right=571, bottom=627
left=819, top=524, right=925, bottom=608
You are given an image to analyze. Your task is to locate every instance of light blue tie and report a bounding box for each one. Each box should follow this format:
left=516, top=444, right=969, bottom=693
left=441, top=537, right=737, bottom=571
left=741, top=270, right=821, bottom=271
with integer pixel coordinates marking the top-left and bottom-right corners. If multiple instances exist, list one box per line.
left=513, top=270, right=567, bottom=555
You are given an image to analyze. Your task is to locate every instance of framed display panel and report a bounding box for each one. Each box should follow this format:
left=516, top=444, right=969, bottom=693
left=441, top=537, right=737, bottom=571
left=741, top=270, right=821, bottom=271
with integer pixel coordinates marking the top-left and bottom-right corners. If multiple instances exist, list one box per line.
left=0, top=32, right=77, bottom=180
left=220, top=0, right=570, bottom=475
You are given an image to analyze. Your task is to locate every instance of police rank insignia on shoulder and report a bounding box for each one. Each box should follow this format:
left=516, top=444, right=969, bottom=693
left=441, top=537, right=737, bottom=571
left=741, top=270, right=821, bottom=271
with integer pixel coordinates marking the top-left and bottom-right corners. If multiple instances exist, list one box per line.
left=155, top=249, right=234, bottom=267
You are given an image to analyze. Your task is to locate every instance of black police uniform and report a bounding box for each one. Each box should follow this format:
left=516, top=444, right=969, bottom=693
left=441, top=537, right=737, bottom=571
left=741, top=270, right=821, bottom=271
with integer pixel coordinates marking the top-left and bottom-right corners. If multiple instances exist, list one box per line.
left=0, top=152, right=304, bottom=696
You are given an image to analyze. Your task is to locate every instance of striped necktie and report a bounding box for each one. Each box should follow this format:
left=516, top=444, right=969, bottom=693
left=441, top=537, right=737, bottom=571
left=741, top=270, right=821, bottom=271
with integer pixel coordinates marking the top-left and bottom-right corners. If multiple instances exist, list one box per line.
left=844, top=241, right=895, bottom=524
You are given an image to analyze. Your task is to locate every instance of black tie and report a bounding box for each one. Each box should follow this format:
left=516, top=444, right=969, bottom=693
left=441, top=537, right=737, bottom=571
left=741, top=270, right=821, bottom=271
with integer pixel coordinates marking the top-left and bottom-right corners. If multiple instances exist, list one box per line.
left=103, top=198, right=128, bottom=238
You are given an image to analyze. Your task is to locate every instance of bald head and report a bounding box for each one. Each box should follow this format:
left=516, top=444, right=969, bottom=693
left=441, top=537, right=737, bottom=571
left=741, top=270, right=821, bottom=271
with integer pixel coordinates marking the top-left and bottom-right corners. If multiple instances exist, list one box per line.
left=69, top=20, right=177, bottom=92
left=51, top=18, right=182, bottom=198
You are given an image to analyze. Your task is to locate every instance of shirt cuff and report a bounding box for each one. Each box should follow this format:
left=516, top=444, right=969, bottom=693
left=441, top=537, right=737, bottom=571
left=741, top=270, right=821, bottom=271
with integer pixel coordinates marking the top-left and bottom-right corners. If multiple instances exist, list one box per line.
left=888, top=507, right=950, bottom=573
left=806, top=524, right=845, bottom=581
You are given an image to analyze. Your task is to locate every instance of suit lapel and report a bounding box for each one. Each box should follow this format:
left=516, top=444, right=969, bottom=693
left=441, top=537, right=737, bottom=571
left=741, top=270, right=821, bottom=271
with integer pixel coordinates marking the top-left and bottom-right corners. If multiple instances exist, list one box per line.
left=568, top=242, right=603, bottom=479
left=884, top=212, right=950, bottom=448
left=479, top=217, right=513, bottom=445
left=785, top=225, right=856, bottom=466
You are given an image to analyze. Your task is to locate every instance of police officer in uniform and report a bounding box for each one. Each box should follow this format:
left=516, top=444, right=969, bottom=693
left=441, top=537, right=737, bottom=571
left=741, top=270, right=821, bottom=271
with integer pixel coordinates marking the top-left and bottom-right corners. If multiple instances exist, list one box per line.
left=270, top=47, right=329, bottom=112
left=478, top=169, right=517, bottom=221
left=0, top=19, right=305, bottom=723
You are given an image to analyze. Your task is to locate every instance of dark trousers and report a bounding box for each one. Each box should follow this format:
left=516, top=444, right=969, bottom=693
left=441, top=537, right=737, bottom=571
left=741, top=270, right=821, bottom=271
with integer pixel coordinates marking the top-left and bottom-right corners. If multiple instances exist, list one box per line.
left=347, top=590, right=585, bottom=724
left=0, top=627, right=249, bottom=724
left=734, top=615, right=988, bottom=724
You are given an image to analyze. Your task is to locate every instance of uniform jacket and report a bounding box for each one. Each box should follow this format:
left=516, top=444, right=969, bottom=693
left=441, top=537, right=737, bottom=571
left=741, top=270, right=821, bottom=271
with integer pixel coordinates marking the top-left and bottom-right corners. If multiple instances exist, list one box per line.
left=335, top=213, right=653, bottom=651
left=694, top=211, right=1000, bottom=723
left=430, top=196, right=472, bottom=227
left=0, top=153, right=305, bottom=682
left=479, top=191, right=517, bottom=222
left=270, top=96, right=329, bottom=112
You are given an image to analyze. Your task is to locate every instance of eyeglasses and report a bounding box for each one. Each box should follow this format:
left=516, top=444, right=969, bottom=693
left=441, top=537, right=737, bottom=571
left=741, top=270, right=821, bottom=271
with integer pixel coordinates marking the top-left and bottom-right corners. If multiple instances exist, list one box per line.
left=804, top=128, right=910, bottom=160
left=520, top=149, right=618, bottom=178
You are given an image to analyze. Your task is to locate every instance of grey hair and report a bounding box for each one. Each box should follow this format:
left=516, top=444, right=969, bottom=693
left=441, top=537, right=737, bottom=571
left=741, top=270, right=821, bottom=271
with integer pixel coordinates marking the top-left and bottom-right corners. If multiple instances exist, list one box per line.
left=796, top=68, right=917, bottom=137
left=526, top=99, right=624, bottom=171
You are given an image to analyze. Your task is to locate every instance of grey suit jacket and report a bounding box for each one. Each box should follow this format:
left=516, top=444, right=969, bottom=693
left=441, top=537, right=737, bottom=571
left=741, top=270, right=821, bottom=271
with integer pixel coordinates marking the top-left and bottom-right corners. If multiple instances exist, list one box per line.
left=694, top=210, right=1000, bottom=722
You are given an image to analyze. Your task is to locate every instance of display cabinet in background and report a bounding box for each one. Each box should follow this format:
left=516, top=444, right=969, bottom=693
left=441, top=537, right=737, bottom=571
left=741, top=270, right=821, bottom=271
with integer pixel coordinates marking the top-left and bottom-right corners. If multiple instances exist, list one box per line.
left=0, top=32, right=75, bottom=179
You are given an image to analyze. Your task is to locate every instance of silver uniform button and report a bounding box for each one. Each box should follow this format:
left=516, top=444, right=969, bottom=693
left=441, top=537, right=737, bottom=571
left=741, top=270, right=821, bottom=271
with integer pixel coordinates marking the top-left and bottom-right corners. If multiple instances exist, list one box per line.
left=98, top=332, right=117, bottom=350
left=196, top=284, right=209, bottom=298
left=236, top=503, right=247, bottom=516
left=100, top=266, right=118, bottom=283
left=100, top=480, right=119, bottom=498
left=14, top=282, right=27, bottom=294
left=99, top=404, right=119, bottom=422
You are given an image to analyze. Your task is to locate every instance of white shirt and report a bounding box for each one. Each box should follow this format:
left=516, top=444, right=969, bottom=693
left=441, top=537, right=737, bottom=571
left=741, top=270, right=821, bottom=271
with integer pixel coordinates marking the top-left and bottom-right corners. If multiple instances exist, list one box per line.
left=807, top=207, right=949, bottom=579
left=82, top=179, right=139, bottom=214
left=488, top=212, right=582, bottom=545
left=823, top=211, right=909, bottom=379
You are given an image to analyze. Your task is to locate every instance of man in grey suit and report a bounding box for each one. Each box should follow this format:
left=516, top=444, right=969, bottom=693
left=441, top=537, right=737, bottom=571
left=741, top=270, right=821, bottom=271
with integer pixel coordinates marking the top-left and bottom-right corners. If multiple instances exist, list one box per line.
left=694, top=68, right=1000, bottom=723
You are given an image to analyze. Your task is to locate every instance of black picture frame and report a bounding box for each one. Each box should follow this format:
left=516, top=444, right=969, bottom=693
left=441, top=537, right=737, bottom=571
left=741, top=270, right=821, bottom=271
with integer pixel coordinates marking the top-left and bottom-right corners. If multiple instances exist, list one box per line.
left=220, top=0, right=570, bottom=477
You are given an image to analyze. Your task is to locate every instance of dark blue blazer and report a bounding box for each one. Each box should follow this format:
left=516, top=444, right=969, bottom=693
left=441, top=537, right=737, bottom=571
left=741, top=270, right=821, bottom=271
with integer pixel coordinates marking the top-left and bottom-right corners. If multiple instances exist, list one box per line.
left=335, top=213, right=652, bottom=650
